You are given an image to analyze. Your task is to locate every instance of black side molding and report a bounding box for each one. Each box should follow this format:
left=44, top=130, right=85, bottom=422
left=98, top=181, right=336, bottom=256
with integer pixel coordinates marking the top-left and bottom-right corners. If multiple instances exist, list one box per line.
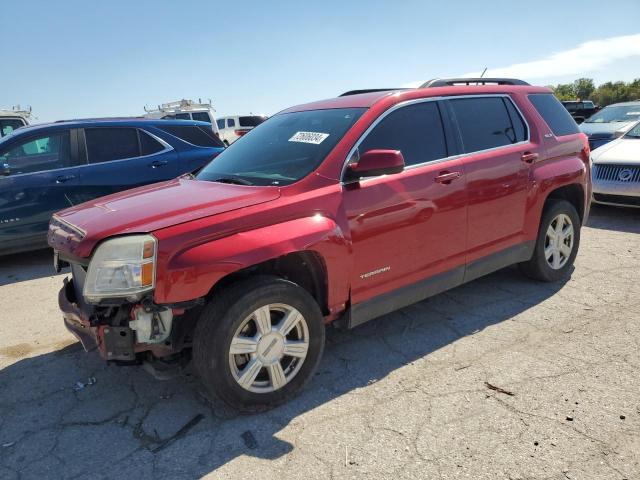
left=344, top=241, right=536, bottom=329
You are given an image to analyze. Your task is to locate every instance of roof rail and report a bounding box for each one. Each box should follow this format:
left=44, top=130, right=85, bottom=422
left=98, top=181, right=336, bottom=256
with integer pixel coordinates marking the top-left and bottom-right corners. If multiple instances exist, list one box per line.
left=420, top=78, right=530, bottom=88
left=339, top=88, right=408, bottom=97
left=53, top=116, right=145, bottom=123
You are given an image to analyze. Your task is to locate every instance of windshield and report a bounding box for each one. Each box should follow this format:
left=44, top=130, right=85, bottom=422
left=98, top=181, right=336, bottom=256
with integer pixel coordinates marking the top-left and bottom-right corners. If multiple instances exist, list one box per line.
left=624, top=122, right=640, bottom=138
left=196, top=108, right=365, bottom=186
left=585, top=104, right=640, bottom=123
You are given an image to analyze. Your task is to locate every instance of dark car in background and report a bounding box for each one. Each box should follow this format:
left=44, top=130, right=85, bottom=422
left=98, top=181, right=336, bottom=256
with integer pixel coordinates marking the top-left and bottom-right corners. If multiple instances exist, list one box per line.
left=561, top=100, right=598, bottom=124
left=0, top=119, right=224, bottom=255
left=580, top=101, right=640, bottom=149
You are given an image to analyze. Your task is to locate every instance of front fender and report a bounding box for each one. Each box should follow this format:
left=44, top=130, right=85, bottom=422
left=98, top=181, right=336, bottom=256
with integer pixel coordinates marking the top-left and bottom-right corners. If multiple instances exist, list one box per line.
left=153, top=215, right=352, bottom=311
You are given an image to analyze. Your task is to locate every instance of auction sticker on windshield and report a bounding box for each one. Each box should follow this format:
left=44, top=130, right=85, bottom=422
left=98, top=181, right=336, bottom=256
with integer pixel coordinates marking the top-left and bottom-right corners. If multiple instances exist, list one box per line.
left=289, top=131, right=329, bottom=144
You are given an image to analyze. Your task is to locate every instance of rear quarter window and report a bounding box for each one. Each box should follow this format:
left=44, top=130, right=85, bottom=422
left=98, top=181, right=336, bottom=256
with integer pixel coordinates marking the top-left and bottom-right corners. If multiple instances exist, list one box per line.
left=528, top=94, right=579, bottom=137
left=158, top=125, right=224, bottom=148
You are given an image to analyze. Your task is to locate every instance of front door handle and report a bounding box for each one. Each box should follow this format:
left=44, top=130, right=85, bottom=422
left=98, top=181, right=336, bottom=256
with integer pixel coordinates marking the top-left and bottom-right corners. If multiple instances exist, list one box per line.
left=521, top=152, right=539, bottom=164
left=55, top=174, right=76, bottom=184
left=149, top=160, right=169, bottom=168
left=434, top=171, right=462, bottom=184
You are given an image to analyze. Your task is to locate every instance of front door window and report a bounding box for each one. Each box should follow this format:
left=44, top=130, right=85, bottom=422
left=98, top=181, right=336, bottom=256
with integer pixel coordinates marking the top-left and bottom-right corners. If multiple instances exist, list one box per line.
left=0, top=131, right=72, bottom=175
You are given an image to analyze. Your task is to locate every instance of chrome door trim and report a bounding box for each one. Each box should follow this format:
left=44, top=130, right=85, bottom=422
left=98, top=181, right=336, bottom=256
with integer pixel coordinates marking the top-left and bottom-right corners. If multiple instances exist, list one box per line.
left=340, top=93, right=532, bottom=184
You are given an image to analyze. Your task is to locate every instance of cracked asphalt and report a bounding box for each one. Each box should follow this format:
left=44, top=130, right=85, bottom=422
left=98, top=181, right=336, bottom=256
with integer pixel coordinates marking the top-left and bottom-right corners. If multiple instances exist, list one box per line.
left=0, top=204, right=639, bottom=480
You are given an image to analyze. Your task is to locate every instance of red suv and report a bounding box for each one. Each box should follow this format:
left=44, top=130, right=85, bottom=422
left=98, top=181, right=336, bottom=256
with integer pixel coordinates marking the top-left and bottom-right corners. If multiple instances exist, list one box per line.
left=49, top=78, right=591, bottom=411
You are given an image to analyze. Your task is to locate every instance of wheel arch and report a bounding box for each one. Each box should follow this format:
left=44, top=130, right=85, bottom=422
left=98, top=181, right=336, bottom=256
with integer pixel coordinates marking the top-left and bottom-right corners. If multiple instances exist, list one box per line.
left=154, top=215, right=352, bottom=317
left=208, top=250, right=330, bottom=315
left=543, top=183, right=585, bottom=224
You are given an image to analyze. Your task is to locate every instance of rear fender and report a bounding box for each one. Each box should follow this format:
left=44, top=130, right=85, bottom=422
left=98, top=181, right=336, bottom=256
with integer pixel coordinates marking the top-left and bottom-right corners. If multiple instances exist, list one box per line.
left=154, top=216, right=351, bottom=314
left=525, top=156, right=587, bottom=239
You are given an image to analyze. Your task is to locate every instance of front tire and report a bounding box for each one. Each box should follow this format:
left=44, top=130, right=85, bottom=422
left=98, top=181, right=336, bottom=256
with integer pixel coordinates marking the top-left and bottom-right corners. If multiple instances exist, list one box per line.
left=193, top=276, right=325, bottom=412
left=519, top=199, right=581, bottom=282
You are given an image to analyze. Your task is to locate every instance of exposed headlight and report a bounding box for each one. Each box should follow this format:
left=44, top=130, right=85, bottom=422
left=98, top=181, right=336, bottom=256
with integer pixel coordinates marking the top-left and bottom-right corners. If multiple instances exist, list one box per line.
left=84, top=235, right=157, bottom=303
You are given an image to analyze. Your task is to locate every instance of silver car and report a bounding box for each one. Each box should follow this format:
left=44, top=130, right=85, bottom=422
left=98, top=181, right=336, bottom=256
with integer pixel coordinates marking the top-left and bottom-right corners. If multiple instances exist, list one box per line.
left=591, top=120, right=640, bottom=208
left=581, top=101, right=640, bottom=150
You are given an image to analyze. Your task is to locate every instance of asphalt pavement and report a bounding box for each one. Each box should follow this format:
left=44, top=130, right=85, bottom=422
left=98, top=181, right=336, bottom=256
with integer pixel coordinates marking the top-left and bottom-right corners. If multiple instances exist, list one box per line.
left=0, top=204, right=638, bottom=480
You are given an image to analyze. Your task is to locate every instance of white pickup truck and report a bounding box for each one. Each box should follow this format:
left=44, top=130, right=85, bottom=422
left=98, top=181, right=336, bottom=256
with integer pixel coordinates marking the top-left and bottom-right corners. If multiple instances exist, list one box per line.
left=0, top=106, right=31, bottom=137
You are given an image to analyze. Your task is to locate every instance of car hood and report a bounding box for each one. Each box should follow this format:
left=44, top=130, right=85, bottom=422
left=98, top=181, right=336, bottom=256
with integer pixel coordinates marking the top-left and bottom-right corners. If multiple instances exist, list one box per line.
left=580, top=121, right=635, bottom=137
left=591, top=137, right=640, bottom=164
left=49, top=178, right=281, bottom=258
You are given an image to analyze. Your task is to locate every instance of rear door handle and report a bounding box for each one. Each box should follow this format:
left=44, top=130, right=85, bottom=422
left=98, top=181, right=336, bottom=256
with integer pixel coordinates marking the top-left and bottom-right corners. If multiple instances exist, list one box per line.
left=434, top=171, right=462, bottom=184
left=149, top=160, right=169, bottom=168
left=521, top=152, right=539, bottom=164
left=55, top=174, right=76, bottom=184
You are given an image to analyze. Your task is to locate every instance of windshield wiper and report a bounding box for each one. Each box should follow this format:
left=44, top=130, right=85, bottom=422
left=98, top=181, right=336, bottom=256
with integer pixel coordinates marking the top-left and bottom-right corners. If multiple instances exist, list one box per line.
left=212, top=176, right=253, bottom=186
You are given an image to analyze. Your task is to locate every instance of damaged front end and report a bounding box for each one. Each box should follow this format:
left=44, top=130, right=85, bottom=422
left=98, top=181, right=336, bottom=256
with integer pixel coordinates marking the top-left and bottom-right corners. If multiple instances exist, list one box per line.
left=54, top=231, right=201, bottom=370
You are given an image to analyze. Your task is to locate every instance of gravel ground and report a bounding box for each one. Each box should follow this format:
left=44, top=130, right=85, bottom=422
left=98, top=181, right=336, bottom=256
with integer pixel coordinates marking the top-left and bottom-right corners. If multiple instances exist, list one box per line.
left=0, top=204, right=638, bottom=480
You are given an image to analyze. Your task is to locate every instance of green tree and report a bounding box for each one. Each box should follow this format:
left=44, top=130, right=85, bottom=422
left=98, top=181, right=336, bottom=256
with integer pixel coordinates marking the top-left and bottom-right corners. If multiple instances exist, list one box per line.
left=552, top=83, right=575, bottom=101
left=572, top=78, right=595, bottom=100
left=549, top=78, right=639, bottom=107
left=592, top=81, right=630, bottom=106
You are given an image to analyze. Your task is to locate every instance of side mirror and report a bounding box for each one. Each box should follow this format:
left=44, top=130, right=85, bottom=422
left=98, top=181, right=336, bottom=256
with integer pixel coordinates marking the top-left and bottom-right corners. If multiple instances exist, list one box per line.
left=345, top=149, right=405, bottom=182
left=1, top=163, right=10, bottom=176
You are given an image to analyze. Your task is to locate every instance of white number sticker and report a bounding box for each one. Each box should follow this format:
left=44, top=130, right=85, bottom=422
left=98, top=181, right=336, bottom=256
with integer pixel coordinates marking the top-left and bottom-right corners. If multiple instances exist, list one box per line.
left=288, top=131, right=329, bottom=145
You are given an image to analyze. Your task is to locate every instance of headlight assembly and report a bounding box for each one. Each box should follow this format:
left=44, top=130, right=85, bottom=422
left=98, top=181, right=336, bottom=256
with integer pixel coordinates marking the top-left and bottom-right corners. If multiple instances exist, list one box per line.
left=83, top=235, right=157, bottom=303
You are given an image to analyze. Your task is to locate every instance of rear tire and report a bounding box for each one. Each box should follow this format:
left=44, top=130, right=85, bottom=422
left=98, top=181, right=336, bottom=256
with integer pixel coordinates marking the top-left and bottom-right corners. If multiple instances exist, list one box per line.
left=519, top=199, right=581, bottom=282
left=193, top=276, right=325, bottom=412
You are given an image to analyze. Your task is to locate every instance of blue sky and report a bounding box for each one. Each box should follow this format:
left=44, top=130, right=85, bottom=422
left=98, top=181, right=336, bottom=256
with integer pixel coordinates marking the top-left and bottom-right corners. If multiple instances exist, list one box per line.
left=2, top=0, right=640, bottom=123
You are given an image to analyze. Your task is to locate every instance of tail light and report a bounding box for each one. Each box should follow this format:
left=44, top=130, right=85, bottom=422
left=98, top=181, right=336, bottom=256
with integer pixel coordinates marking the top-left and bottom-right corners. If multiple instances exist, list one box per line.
left=580, top=133, right=590, bottom=165
left=234, top=129, right=250, bottom=137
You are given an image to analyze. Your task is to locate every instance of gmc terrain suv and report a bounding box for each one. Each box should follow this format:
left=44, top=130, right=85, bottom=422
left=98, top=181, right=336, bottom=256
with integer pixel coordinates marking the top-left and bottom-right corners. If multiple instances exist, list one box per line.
left=49, top=78, right=591, bottom=411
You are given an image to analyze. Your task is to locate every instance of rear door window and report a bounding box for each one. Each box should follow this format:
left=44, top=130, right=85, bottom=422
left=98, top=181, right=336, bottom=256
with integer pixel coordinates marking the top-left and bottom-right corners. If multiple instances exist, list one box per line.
left=85, top=128, right=141, bottom=163
left=227, top=118, right=236, bottom=128
left=449, top=96, right=527, bottom=152
left=158, top=125, right=225, bottom=148
left=357, top=101, right=447, bottom=167
left=0, top=131, right=73, bottom=174
left=528, top=93, right=579, bottom=136
left=503, top=98, right=527, bottom=143
left=175, top=113, right=191, bottom=120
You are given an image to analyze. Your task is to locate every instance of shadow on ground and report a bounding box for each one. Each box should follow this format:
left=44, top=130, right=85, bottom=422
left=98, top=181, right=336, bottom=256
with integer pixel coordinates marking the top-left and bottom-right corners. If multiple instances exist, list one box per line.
left=0, top=265, right=567, bottom=479
left=587, top=204, right=640, bottom=233
left=0, top=248, right=60, bottom=287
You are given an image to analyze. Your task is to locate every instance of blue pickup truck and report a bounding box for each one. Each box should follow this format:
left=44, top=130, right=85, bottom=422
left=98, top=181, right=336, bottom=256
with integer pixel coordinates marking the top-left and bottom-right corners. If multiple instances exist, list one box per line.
left=0, top=118, right=225, bottom=255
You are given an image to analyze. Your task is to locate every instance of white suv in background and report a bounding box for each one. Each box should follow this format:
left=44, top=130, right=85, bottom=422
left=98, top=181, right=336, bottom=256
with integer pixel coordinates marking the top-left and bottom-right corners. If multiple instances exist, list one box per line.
left=144, top=99, right=220, bottom=136
left=216, top=115, right=267, bottom=145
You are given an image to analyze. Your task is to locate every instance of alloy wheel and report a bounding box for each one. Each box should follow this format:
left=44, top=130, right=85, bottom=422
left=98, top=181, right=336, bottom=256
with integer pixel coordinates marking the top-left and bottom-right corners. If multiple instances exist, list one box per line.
left=228, top=303, right=309, bottom=393
left=544, top=213, right=574, bottom=270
